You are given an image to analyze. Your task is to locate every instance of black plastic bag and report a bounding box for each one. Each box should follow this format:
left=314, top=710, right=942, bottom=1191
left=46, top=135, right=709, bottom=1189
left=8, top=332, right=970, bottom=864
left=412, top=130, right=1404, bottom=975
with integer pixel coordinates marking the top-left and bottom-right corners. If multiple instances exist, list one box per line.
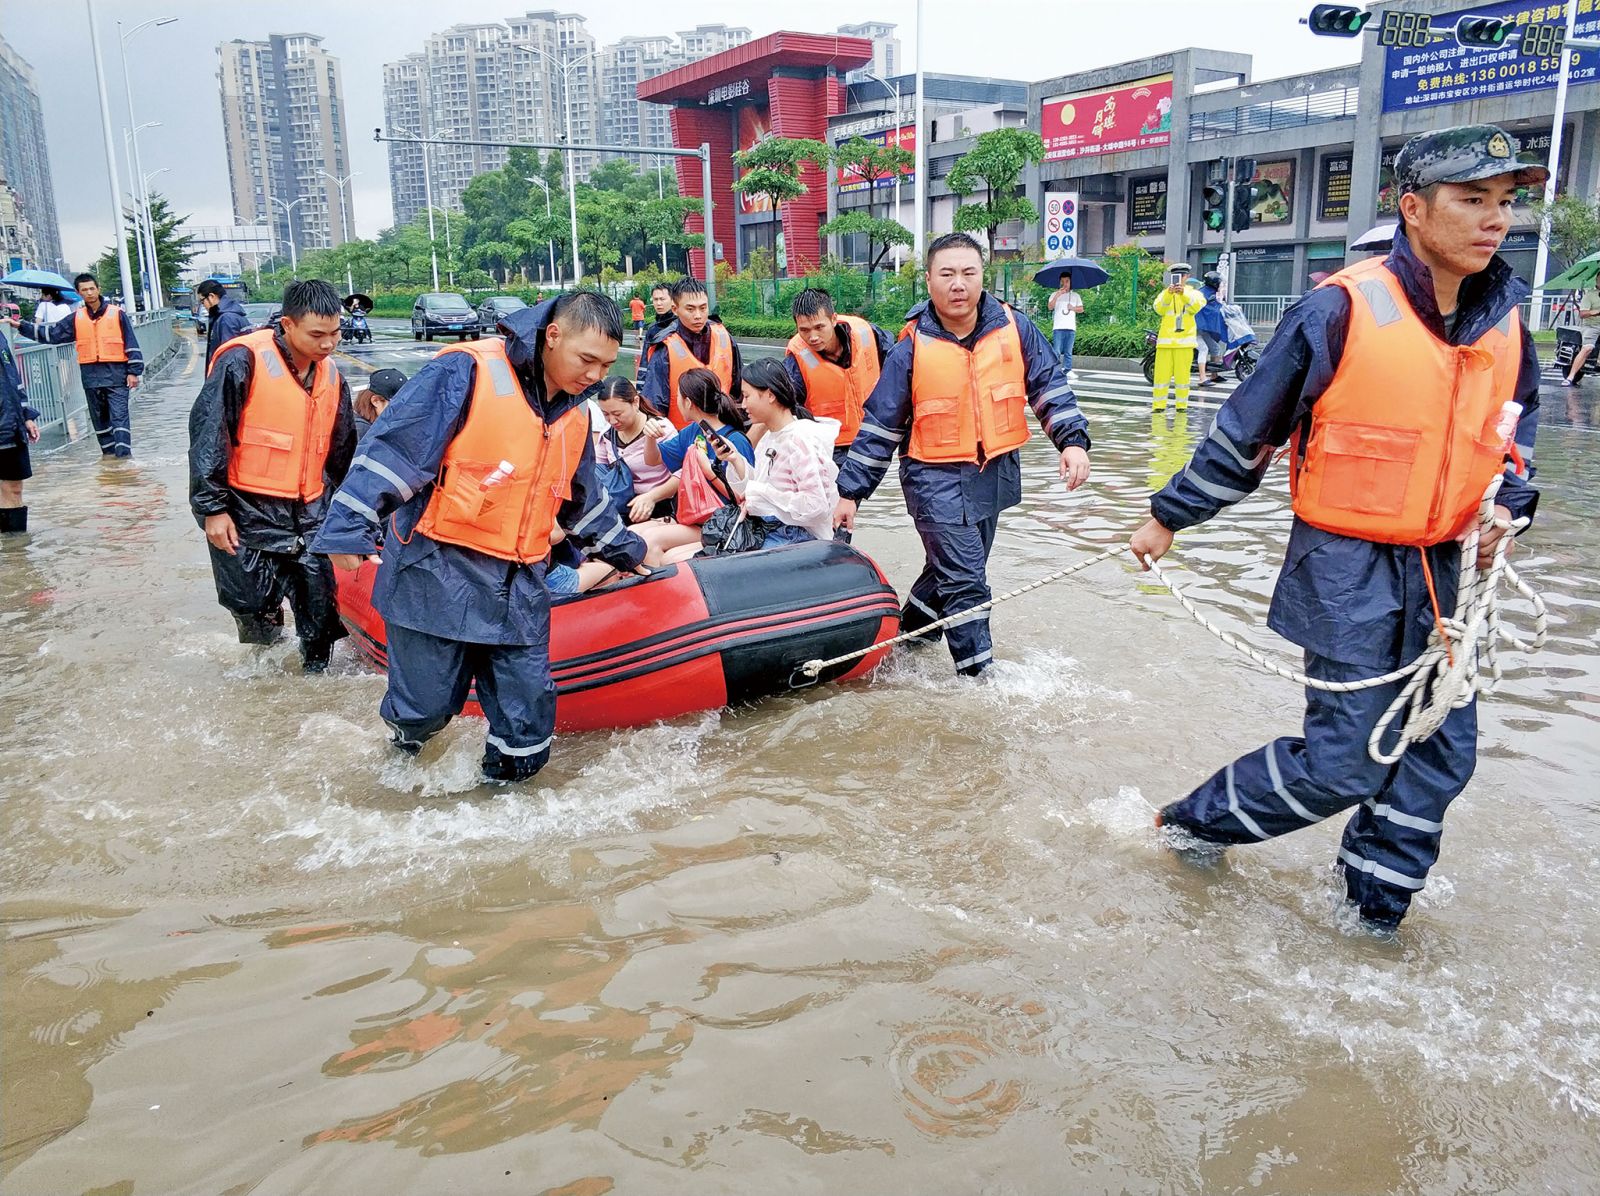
left=700, top=505, right=767, bottom=556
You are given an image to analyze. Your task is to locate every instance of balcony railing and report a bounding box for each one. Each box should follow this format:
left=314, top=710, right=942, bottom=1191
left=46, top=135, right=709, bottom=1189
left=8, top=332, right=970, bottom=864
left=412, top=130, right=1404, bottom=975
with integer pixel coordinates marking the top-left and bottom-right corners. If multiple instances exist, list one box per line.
left=1190, top=86, right=1359, bottom=142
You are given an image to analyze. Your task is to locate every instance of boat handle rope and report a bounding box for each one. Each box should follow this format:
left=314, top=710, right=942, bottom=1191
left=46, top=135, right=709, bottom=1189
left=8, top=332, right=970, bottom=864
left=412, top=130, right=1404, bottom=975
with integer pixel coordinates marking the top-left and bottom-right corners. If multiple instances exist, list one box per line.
left=796, top=484, right=1547, bottom=766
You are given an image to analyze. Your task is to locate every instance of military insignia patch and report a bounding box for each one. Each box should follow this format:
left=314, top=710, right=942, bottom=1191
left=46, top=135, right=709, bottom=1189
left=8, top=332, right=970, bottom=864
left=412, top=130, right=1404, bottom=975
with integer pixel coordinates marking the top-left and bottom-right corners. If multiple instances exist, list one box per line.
left=1487, top=132, right=1512, bottom=159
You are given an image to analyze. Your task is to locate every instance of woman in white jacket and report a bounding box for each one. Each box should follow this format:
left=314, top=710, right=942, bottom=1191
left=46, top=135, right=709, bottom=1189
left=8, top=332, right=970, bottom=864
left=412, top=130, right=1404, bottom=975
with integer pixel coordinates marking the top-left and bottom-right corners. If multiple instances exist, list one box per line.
left=715, top=357, right=840, bottom=545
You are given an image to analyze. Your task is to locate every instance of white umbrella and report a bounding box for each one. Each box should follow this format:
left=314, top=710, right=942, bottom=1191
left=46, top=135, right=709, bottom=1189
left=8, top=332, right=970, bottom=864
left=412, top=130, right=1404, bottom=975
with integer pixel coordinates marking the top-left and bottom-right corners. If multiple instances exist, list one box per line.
left=1350, top=222, right=1397, bottom=252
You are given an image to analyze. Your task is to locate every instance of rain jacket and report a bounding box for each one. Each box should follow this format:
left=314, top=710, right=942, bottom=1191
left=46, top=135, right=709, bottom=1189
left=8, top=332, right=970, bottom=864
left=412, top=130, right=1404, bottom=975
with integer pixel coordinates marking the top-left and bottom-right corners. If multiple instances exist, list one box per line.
left=1154, top=285, right=1206, bottom=348
left=835, top=292, right=1090, bottom=525
left=0, top=337, right=39, bottom=448
left=1196, top=283, right=1227, bottom=339
left=189, top=330, right=358, bottom=555
left=1150, top=228, right=1540, bottom=671
left=641, top=315, right=743, bottom=416
left=19, top=299, right=145, bottom=389
left=310, top=300, right=647, bottom=646
left=204, top=297, right=254, bottom=368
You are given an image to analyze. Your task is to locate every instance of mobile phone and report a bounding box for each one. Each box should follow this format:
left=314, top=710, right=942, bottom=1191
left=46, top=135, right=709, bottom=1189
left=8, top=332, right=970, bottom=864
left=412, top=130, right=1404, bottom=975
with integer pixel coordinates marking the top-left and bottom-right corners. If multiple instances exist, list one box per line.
left=698, top=419, right=730, bottom=448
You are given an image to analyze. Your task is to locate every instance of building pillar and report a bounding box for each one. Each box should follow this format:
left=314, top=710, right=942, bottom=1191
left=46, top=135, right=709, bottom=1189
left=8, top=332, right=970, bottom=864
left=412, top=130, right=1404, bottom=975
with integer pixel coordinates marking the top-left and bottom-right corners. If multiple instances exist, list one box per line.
left=1346, top=35, right=1389, bottom=263
left=670, top=103, right=737, bottom=281
left=767, top=69, right=836, bottom=275
left=1164, top=51, right=1197, bottom=264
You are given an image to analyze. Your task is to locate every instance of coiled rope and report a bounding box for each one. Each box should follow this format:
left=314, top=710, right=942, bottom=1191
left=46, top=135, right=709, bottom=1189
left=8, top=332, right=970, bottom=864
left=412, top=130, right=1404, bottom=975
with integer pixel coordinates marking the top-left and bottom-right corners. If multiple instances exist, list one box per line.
left=797, top=484, right=1546, bottom=765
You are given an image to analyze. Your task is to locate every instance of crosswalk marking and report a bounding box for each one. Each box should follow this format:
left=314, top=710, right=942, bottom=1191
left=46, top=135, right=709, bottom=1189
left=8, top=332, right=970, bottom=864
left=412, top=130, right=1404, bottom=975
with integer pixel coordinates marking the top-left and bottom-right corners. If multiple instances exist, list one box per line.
left=1068, top=368, right=1240, bottom=412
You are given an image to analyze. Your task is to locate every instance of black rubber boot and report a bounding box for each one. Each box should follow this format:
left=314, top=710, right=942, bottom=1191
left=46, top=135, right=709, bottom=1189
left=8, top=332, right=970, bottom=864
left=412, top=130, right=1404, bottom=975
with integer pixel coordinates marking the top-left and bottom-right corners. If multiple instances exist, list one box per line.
left=0, top=506, right=25, bottom=534
left=233, top=609, right=285, bottom=646
left=300, top=639, right=334, bottom=673
left=481, top=750, right=542, bottom=784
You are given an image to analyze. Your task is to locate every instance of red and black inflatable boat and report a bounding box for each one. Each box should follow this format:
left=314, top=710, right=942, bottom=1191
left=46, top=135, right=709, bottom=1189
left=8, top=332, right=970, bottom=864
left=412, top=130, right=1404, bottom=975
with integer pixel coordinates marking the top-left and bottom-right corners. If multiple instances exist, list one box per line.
left=335, top=541, right=902, bottom=732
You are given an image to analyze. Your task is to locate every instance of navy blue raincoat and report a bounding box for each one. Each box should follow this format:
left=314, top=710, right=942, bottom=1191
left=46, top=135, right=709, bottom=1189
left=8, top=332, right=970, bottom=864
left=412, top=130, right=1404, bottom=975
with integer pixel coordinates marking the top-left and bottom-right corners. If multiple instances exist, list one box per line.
left=204, top=297, right=255, bottom=368
left=781, top=319, right=895, bottom=405
left=835, top=292, right=1091, bottom=522
left=1150, top=229, right=1540, bottom=671
left=640, top=316, right=743, bottom=416
left=310, top=301, right=647, bottom=646
left=18, top=300, right=145, bottom=389
left=0, top=338, right=39, bottom=447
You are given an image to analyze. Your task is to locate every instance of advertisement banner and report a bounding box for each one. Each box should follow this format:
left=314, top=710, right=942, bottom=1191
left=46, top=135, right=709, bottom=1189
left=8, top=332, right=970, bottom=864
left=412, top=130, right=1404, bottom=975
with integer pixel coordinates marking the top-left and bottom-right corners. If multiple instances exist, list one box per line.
left=1126, top=177, right=1167, bottom=236
left=835, top=125, right=917, bottom=193
left=736, top=105, right=773, bottom=216
left=1042, top=74, right=1174, bottom=163
left=1247, top=160, right=1294, bottom=226
left=1381, top=0, right=1600, bottom=113
left=1042, top=192, right=1080, bottom=256
left=1319, top=152, right=1352, bottom=223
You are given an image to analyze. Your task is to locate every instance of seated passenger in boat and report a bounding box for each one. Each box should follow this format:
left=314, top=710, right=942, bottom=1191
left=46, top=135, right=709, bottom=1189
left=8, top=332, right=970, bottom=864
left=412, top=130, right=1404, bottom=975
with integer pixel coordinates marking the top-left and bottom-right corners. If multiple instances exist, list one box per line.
left=593, top=376, right=678, bottom=523
left=718, top=358, right=840, bottom=546
left=641, top=368, right=754, bottom=559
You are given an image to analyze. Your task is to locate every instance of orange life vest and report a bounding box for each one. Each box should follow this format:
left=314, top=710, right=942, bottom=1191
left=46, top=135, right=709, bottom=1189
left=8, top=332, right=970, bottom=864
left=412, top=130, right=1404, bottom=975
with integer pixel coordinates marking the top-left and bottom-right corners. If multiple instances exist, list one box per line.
left=211, top=328, right=342, bottom=502
left=414, top=338, right=588, bottom=564
left=75, top=302, right=127, bottom=364
left=906, top=306, right=1030, bottom=465
left=786, top=315, right=880, bottom=446
left=1290, top=258, right=1522, bottom=546
left=663, top=324, right=735, bottom=429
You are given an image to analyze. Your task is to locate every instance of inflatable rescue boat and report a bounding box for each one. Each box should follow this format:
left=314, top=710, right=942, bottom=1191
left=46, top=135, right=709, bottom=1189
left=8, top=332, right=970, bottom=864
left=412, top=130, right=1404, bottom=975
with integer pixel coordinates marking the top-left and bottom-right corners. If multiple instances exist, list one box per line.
left=335, top=541, right=902, bottom=732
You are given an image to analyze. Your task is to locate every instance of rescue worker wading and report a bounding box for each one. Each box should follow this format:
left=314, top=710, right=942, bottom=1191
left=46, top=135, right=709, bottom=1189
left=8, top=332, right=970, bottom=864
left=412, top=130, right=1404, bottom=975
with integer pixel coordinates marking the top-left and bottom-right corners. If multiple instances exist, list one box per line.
left=8, top=272, right=143, bottom=458
left=782, top=286, right=893, bottom=468
left=642, top=277, right=741, bottom=426
left=189, top=279, right=357, bottom=671
left=1129, top=125, right=1545, bottom=930
left=834, top=232, right=1092, bottom=676
left=312, top=293, right=649, bottom=784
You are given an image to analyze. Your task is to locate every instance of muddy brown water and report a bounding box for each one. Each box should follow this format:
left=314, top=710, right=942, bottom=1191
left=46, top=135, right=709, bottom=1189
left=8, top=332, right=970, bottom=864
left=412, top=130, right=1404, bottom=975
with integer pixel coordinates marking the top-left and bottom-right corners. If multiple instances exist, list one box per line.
left=2, top=335, right=1597, bottom=1194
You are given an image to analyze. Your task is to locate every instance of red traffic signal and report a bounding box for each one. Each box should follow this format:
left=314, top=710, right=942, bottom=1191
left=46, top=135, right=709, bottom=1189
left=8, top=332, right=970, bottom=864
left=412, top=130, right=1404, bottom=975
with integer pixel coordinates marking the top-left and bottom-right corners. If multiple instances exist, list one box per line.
left=1308, top=4, right=1370, bottom=36
left=1456, top=16, right=1510, bottom=47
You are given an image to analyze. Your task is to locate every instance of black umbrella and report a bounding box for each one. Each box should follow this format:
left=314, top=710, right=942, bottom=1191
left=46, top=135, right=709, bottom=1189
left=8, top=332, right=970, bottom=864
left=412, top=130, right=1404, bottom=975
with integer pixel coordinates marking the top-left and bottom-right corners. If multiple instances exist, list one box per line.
left=1032, top=257, right=1110, bottom=289
left=344, top=293, right=374, bottom=313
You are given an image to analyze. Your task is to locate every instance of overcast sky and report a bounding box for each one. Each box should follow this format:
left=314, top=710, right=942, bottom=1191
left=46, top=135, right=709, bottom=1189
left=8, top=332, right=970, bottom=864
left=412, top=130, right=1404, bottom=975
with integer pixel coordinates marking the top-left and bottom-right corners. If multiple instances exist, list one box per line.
left=7, top=1, right=1363, bottom=269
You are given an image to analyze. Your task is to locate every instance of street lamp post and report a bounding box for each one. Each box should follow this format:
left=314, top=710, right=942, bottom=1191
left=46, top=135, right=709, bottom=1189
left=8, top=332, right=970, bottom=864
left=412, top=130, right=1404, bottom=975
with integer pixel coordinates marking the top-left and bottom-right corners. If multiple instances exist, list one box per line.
left=272, top=196, right=307, bottom=273
left=316, top=169, right=362, bottom=294
left=913, top=0, right=927, bottom=267
left=863, top=73, right=905, bottom=270
left=524, top=176, right=557, bottom=287
left=388, top=129, right=440, bottom=290
left=122, top=123, right=160, bottom=309
left=118, top=14, right=178, bottom=309
left=512, top=43, right=593, bottom=288
left=87, top=0, right=137, bottom=311
left=656, top=155, right=668, bottom=271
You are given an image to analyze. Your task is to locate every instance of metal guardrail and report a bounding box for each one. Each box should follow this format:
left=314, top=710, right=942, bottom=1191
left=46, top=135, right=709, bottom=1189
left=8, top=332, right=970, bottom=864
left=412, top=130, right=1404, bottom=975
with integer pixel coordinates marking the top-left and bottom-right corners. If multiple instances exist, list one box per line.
left=1233, top=293, right=1567, bottom=332
left=1190, top=87, right=1360, bottom=142
left=10, top=309, right=180, bottom=449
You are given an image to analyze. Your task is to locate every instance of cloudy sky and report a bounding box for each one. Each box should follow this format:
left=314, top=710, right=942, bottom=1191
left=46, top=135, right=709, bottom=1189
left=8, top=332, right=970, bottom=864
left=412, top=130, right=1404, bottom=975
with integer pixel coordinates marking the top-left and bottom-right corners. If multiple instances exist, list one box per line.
left=8, top=1, right=1363, bottom=269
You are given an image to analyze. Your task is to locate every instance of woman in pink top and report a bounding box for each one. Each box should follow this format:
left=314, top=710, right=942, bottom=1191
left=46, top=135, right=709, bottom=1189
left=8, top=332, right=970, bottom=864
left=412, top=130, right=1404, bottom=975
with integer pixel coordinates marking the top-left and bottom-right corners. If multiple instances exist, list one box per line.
left=594, top=377, right=677, bottom=523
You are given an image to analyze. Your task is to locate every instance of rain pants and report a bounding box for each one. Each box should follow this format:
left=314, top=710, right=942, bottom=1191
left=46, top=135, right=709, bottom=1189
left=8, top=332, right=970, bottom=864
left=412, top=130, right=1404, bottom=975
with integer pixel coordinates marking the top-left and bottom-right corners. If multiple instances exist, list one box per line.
left=19, top=302, right=144, bottom=457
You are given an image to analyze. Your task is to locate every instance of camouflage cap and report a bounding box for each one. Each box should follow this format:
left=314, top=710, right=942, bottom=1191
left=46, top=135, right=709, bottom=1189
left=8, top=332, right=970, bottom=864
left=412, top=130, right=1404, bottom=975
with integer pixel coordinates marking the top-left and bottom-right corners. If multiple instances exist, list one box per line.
left=1393, top=124, right=1551, bottom=194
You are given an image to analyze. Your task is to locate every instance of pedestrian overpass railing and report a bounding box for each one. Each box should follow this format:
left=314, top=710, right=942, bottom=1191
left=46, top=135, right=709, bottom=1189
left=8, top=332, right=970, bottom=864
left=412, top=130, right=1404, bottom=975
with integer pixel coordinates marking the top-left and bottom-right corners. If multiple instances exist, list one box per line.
left=12, top=310, right=180, bottom=450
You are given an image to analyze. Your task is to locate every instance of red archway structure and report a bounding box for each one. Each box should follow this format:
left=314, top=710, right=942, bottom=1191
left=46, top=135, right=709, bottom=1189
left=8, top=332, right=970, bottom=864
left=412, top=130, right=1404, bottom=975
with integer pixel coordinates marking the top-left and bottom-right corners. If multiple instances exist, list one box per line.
left=638, top=32, right=872, bottom=281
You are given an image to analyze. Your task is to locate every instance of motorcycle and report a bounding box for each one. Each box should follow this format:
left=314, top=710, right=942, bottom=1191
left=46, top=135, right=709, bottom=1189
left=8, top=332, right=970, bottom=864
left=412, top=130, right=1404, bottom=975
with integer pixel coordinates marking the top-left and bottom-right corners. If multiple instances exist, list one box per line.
left=1142, top=309, right=1259, bottom=386
left=341, top=293, right=374, bottom=345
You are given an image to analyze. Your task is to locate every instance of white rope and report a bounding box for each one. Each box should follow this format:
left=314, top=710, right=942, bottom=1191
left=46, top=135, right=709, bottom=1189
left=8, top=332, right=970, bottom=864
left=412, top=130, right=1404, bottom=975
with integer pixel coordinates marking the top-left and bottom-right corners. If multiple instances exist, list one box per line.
left=798, top=484, right=1547, bottom=766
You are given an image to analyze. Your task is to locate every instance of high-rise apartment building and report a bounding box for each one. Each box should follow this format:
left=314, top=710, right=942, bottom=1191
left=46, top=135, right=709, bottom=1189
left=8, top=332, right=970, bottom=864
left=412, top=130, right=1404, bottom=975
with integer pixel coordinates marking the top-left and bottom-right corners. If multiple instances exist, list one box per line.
left=0, top=36, right=63, bottom=272
left=837, top=21, right=901, bottom=84
left=382, top=15, right=753, bottom=225
left=217, top=33, right=356, bottom=259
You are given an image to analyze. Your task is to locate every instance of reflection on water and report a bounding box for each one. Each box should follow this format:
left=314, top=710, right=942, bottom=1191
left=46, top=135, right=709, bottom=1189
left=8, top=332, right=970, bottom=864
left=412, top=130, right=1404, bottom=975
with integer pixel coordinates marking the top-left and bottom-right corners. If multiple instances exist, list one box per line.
left=2, top=340, right=1597, bottom=1192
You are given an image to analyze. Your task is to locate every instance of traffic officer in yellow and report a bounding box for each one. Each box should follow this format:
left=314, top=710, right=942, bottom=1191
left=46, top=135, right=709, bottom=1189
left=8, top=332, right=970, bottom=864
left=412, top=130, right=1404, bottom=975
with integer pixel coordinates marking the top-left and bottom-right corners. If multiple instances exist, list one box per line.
left=312, top=293, right=648, bottom=783
left=782, top=286, right=893, bottom=467
left=1129, top=126, right=1544, bottom=929
left=1151, top=263, right=1205, bottom=411
left=189, top=279, right=356, bottom=670
left=834, top=232, right=1091, bottom=676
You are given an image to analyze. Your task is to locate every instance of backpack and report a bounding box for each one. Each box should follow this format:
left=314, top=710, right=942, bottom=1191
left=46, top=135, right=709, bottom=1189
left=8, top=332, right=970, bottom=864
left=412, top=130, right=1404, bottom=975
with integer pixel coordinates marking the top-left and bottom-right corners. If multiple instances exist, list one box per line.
left=595, top=426, right=636, bottom=515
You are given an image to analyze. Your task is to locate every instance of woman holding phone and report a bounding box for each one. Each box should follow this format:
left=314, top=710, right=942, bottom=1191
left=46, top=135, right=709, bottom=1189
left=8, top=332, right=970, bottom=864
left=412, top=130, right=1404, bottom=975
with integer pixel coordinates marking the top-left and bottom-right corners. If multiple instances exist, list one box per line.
left=714, top=358, right=839, bottom=546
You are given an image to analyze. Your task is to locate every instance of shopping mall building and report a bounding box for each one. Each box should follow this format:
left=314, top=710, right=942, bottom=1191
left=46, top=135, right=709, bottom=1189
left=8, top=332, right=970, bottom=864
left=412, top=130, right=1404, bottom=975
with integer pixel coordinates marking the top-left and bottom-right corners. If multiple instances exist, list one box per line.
left=639, top=0, right=1598, bottom=306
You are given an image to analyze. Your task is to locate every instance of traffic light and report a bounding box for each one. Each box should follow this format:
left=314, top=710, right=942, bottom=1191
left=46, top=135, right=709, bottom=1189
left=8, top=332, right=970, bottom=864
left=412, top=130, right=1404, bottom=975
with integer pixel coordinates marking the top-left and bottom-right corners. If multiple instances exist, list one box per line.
left=1308, top=4, right=1370, bottom=36
left=1456, top=16, right=1510, bottom=47
left=1202, top=170, right=1228, bottom=232
left=1231, top=158, right=1257, bottom=231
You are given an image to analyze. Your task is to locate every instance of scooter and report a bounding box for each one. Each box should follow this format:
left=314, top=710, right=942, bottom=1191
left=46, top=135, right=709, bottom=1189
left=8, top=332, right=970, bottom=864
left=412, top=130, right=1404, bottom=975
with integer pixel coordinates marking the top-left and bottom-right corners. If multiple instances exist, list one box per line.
left=347, top=309, right=371, bottom=344
left=1142, top=328, right=1259, bottom=385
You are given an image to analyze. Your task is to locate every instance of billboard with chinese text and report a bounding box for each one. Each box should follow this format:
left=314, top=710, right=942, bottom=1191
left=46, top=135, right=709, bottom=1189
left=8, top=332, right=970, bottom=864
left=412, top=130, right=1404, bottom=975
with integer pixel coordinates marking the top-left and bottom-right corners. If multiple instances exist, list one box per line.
left=1042, top=74, right=1173, bottom=163
left=835, top=125, right=917, bottom=193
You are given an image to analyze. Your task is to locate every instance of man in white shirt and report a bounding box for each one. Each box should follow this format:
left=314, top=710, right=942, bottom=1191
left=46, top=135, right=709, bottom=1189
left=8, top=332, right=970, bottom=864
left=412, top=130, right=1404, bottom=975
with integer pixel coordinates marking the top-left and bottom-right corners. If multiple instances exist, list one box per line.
left=1049, top=279, right=1083, bottom=374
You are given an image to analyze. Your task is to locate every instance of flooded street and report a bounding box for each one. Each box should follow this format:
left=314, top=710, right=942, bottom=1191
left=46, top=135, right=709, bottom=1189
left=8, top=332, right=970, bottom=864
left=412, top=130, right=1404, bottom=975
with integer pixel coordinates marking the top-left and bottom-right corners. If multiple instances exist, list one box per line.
left=3, top=331, right=1598, bottom=1194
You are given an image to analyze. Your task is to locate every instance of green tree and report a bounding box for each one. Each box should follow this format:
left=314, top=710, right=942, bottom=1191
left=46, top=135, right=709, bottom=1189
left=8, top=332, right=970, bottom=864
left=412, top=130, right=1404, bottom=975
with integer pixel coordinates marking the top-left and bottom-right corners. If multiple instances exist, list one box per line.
left=947, top=128, right=1046, bottom=254
left=817, top=210, right=912, bottom=273
left=94, top=192, right=196, bottom=300
left=732, top=137, right=829, bottom=284
left=1529, top=192, right=1600, bottom=272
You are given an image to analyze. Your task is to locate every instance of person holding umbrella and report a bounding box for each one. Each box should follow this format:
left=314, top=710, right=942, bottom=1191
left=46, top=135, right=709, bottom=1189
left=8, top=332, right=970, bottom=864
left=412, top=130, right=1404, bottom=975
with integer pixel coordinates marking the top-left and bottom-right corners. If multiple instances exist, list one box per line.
left=33, top=287, right=73, bottom=328
left=1035, top=258, right=1106, bottom=377
left=6, top=272, right=143, bottom=458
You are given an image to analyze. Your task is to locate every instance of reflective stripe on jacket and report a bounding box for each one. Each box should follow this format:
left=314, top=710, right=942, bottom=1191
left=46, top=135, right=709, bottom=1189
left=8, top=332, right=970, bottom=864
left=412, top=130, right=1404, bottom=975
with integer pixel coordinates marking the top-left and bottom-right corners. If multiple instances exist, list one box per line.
left=213, top=329, right=342, bottom=502
left=1291, top=259, right=1521, bottom=546
left=907, top=306, right=1028, bottom=464
left=664, top=325, right=734, bottom=428
left=786, top=314, right=879, bottom=446
left=414, top=338, right=588, bottom=563
left=75, top=303, right=127, bottom=364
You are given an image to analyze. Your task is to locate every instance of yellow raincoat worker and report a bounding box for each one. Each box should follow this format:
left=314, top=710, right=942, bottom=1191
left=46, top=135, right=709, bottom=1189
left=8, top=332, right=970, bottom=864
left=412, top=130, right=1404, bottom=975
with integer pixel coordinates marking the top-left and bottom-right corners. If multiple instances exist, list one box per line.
left=1151, top=263, right=1205, bottom=410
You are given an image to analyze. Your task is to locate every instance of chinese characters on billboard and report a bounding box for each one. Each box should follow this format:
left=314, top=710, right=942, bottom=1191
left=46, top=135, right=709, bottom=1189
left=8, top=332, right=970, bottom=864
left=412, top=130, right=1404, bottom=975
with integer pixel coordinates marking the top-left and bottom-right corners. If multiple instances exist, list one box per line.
left=1127, top=177, right=1166, bottom=236
left=835, top=125, right=917, bottom=193
left=1042, top=74, right=1174, bottom=163
left=1319, top=153, right=1352, bottom=222
left=736, top=105, right=773, bottom=216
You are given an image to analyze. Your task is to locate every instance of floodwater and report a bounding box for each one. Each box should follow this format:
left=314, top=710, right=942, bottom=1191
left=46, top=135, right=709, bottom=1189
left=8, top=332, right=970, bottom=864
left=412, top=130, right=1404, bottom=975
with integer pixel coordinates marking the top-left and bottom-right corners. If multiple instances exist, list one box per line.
left=3, top=332, right=1597, bottom=1195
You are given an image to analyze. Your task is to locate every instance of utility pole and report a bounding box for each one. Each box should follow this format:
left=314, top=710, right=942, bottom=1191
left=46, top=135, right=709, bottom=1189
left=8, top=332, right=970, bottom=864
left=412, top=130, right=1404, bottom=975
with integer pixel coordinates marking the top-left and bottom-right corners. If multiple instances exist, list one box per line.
left=118, top=15, right=178, bottom=309
left=525, top=176, right=557, bottom=288
left=912, top=0, right=926, bottom=267
left=317, top=169, right=361, bottom=294
left=272, top=197, right=306, bottom=273
left=87, top=0, right=137, bottom=311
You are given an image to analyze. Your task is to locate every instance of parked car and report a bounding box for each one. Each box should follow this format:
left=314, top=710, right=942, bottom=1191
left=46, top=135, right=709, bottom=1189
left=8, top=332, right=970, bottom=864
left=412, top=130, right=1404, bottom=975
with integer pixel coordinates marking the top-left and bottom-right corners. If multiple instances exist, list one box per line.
left=475, top=295, right=528, bottom=333
left=243, top=302, right=280, bottom=330
left=411, top=292, right=478, bottom=342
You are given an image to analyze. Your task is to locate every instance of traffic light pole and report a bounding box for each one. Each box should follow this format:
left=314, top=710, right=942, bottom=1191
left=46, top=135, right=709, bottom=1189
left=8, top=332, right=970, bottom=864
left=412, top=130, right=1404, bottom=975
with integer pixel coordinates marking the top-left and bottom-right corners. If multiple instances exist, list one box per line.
left=1222, top=166, right=1237, bottom=297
